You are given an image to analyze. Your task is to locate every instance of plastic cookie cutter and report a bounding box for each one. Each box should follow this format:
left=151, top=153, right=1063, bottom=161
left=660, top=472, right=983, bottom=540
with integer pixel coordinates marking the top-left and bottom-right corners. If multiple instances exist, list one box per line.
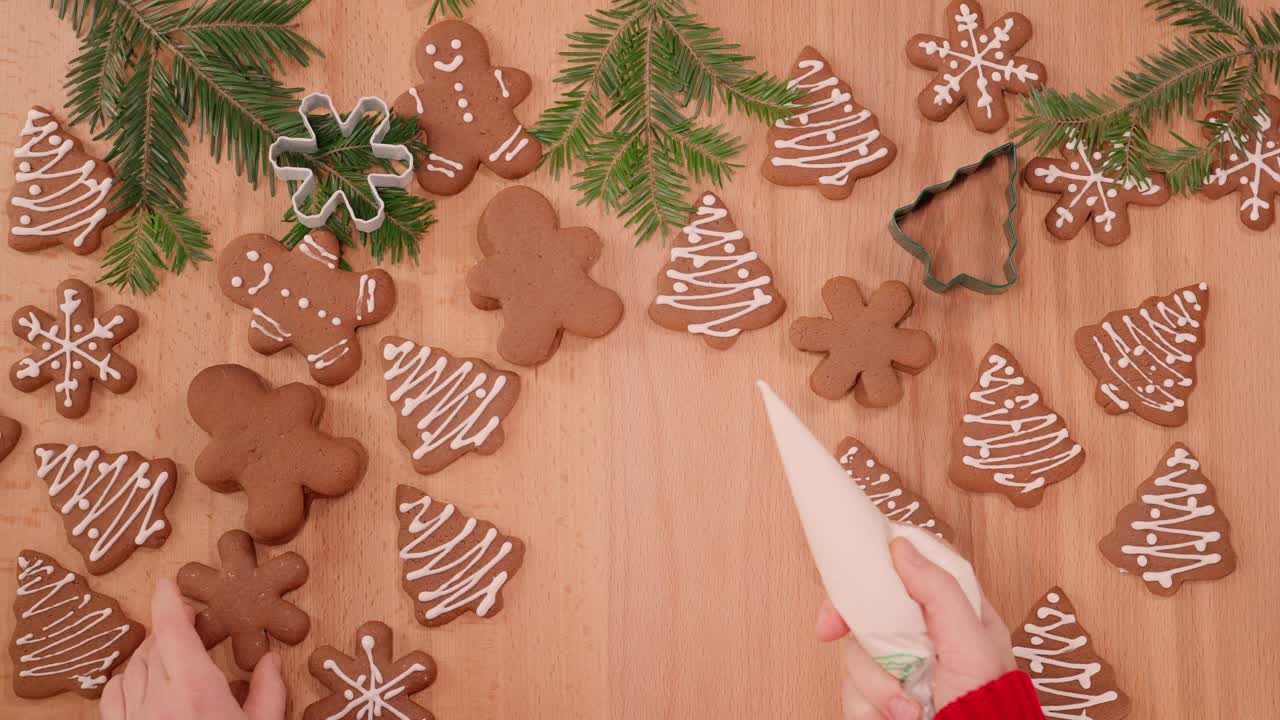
left=888, top=142, right=1020, bottom=295
left=269, top=92, right=415, bottom=233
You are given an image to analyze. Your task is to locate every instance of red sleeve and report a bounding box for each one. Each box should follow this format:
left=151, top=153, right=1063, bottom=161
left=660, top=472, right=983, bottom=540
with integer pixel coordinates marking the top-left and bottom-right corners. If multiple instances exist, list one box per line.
left=935, top=671, right=1045, bottom=720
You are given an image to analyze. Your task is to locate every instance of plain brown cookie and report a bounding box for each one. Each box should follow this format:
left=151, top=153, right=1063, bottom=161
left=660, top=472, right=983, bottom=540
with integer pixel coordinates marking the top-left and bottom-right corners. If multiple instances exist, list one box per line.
left=1200, top=93, right=1280, bottom=231
left=1023, top=139, right=1171, bottom=245
left=304, top=621, right=437, bottom=720
left=11, top=278, right=139, bottom=419
left=1100, top=444, right=1236, bottom=596
left=9, top=106, right=120, bottom=254
left=763, top=47, right=896, bottom=198
left=381, top=337, right=521, bottom=475
left=790, top=277, right=934, bottom=407
left=177, top=529, right=310, bottom=672
left=1011, top=587, right=1130, bottom=720
left=393, top=19, right=542, bottom=196
left=906, top=1, right=1046, bottom=133
left=0, top=412, right=19, bottom=464
left=218, top=231, right=396, bottom=386
left=11, top=550, right=145, bottom=699
left=836, top=438, right=954, bottom=542
left=467, top=186, right=623, bottom=366
left=648, top=192, right=785, bottom=349
left=188, top=364, right=367, bottom=544
left=33, top=443, right=176, bottom=575
left=1074, top=283, right=1208, bottom=427
left=397, top=484, right=526, bottom=627
left=951, top=344, right=1084, bottom=508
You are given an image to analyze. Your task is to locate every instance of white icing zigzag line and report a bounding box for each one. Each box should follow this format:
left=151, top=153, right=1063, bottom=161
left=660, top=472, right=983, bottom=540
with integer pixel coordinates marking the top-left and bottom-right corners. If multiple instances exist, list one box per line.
left=917, top=4, right=1040, bottom=117
left=488, top=126, right=530, bottom=163
left=251, top=308, right=290, bottom=342
left=36, top=445, right=170, bottom=564
left=1088, top=284, right=1205, bottom=415
left=15, top=555, right=132, bottom=690
left=308, top=339, right=350, bottom=370
left=1205, top=106, right=1280, bottom=222
left=320, top=634, right=427, bottom=720
left=382, top=341, right=507, bottom=459
left=960, top=353, right=1082, bottom=494
left=14, top=287, right=127, bottom=409
left=426, top=152, right=462, bottom=178
left=1037, top=139, right=1163, bottom=232
left=12, top=109, right=113, bottom=248
left=398, top=494, right=513, bottom=621
left=1121, top=448, right=1223, bottom=589
left=653, top=195, right=775, bottom=339
left=1012, top=592, right=1120, bottom=720
left=772, top=59, right=889, bottom=187
left=298, top=234, right=338, bottom=269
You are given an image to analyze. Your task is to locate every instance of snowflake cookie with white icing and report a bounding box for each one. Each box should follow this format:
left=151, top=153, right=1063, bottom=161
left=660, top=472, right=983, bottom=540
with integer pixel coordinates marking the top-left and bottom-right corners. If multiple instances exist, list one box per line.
left=1100, top=444, right=1236, bottom=596
left=218, top=232, right=396, bottom=386
left=906, top=1, right=1046, bottom=133
left=1200, top=93, right=1280, bottom=231
left=8, top=106, right=120, bottom=254
left=10, top=279, right=139, bottom=419
left=394, top=19, right=542, bottom=196
left=304, top=621, right=437, bottom=720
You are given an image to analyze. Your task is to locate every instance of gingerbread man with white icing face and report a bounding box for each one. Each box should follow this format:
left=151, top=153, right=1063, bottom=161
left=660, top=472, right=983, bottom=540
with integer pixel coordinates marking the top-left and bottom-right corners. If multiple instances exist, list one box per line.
left=394, top=20, right=543, bottom=196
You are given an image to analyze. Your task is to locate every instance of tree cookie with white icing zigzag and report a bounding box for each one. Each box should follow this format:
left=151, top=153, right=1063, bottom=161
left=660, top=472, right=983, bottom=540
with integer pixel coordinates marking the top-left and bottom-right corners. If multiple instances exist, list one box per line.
left=393, top=19, right=542, bottom=196
left=764, top=47, right=896, bottom=199
left=836, top=438, right=954, bottom=542
left=1074, top=283, right=1208, bottom=427
left=1100, top=444, right=1236, bottom=596
left=8, top=106, right=120, bottom=254
left=951, top=344, right=1084, bottom=508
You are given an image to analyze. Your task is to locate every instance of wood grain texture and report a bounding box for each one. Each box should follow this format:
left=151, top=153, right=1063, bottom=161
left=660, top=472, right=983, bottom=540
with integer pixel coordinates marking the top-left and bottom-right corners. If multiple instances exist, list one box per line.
left=1, top=1, right=1277, bottom=718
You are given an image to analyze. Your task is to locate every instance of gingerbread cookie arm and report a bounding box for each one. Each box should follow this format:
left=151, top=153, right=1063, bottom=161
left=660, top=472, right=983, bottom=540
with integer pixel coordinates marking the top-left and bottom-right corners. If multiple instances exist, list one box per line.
left=393, top=88, right=423, bottom=119
left=494, top=66, right=532, bottom=105
left=296, top=436, right=367, bottom=497
left=563, top=283, right=624, bottom=339
left=418, top=149, right=481, bottom=196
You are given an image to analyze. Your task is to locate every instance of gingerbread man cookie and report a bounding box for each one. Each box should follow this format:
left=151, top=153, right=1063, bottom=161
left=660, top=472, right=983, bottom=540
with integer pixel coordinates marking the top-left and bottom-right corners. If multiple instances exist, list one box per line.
left=304, top=621, right=437, bottom=720
left=394, top=20, right=542, bottom=195
left=188, top=364, right=367, bottom=544
left=468, top=186, right=623, bottom=366
left=219, top=232, right=396, bottom=386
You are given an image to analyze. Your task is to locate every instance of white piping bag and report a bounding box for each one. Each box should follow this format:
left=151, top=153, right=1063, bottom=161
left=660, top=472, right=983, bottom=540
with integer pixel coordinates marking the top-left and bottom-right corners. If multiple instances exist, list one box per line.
left=757, top=381, right=981, bottom=717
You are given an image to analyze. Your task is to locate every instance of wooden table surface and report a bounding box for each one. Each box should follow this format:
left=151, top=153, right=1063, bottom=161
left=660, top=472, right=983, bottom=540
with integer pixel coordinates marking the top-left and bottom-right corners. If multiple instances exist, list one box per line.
left=2, top=1, right=1277, bottom=718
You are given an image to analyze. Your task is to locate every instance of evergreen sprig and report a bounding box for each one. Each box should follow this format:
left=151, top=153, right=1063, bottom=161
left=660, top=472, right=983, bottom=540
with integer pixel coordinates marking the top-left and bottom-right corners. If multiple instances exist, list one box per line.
left=531, top=0, right=800, bottom=243
left=428, top=0, right=474, bottom=22
left=1012, top=0, right=1280, bottom=193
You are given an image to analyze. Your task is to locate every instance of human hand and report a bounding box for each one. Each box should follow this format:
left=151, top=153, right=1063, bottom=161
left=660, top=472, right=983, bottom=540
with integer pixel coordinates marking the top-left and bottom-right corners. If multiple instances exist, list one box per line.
left=815, top=538, right=1016, bottom=720
left=100, top=578, right=287, bottom=720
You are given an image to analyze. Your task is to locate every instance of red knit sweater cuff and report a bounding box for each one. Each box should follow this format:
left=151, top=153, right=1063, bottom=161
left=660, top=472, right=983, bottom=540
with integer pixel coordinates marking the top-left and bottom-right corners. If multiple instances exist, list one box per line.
left=935, top=671, right=1044, bottom=720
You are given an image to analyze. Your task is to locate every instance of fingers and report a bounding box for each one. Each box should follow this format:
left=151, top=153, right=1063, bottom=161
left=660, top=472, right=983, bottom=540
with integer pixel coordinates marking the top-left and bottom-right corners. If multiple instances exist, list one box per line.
left=816, top=599, right=851, bottom=642
left=151, top=578, right=219, bottom=678
left=980, top=597, right=1016, bottom=672
left=890, top=538, right=988, bottom=657
left=121, top=637, right=152, bottom=710
left=99, top=675, right=125, bottom=720
left=243, top=653, right=288, bottom=720
left=839, top=636, right=921, bottom=720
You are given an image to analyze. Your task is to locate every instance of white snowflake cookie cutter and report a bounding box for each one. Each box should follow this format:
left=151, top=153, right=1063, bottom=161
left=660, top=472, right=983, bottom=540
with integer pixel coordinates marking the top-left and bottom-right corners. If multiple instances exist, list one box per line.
left=269, top=92, right=415, bottom=233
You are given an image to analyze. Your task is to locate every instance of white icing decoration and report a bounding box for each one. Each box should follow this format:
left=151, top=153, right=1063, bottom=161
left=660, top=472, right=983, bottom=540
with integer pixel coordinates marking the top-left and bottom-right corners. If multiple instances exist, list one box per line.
left=382, top=341, right=508, bottom=460
left=35, top=445, right=170, bottom=564
left=308, top=339, right=350, bottom=370
left=1035, top=138, right=1164, bottom=233
left=319, top=634, right=428, bottom=720
left=11, top=108, right=113, bottom=248
left=771, top=58, right=890, bottom=187
left=408, top=87, right=424, bottom=115
left=488, top=126, right=530, bottom=163
left=916, top=4, right=1040, bottom=117
left=1012, top=592, right=1122, bottom=720
left=251, top=308, right=290, bottom=342
left=398, top=493, right=514, bottom=620
left=14, top=287, right=127, bottom=408
left=652, top=195, right=775, bottom=339
left=433, top=54, right=464, bottom=73
left=1120, top=447, right=1225, bottom=589
left=839, top=445, right=942, bottom=537
left=960, top=352, right=1082, bottom=495
left=494, top=68, right=510, bottom=98
left=299, top=234, right=338, bottom=269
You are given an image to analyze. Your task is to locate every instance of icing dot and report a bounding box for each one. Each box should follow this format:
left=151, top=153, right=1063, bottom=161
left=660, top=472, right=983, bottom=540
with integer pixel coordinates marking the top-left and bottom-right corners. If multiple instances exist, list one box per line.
left=673, top=281, right=689, bottom=292
left=299, top=298, right=310, bottom=309
left=702, top=194, right=716, bottom=206
left=74, top=324, right=84, bottom=333
left=1003, top=399, right=1015, bottom=409
left=1107, top=189, right=1118, bottom=198
left=246, top=250, right=260, bottom=262
left=361, top=635, right=376, bottom=650
left=476, top=387, right=488, bottom=399
left=454, top=82, right=464, bottom=91
left=1136, top=556, right=1148, bottom=567
left=1046, top=592, right=1060, bottom=603
left=991, top=72, right=1002, bottom=82
left=458, top=98, right=470, bottom=109
left=451, top=38, right=462, bottom=49
left=78, top=499, right=91, bottom=510
left=29, top=185, right=42, bottom=196
left=87, top=529, right=100, bottom=539
left=949, top=60, right=959, bottom=69
left=18, top=161, right=30, bottom=172
left=960, top=40, right=969, bottom=48
left=886, top=501, right=897, bottom=510
left=73, top=360, right=83, bottom=370
left=1069, top=162, right=1080, bottom=170
left=281, top=288, right=290, bottom=297
left=317, top=309, right=327, bottom=318
left=19, top=215, right=30, bottom=225
left=40, top=342, right=52, bottom=351
left=866, top=459, right=875, bottom=468
left=1030, top=637, right=1044, bottom=646
left=737, top=268, right=750, bottom=279
left=1229, top=153, right=1239, bottom=162
left=426, top=43, right=437, bottom=55
left=842, top=104, right=854, bottom=113
left=995, top=51, right=1005, bottom=60
left=88, top=342, right=98, bottom=350
left=1092, top=152, right=1103, bottom=161
left=1067, top=184, right=1078, bottom=193
left=48, top=135, right=62, bottom=145
left=1240, top=176, right=1250, bottom=185
left=331, top=317, right=342, bottom=326
left=723, top=243, right=736, bottom=253
left=1150, top=509, right=1161, bottom=519
left=1144, top=384, right=1156, bottom=393
left=879, top=473, right=890, bottom=482
left=231, top=277, right=244, bottom=288
left=1003, top=366, right=1015, bottom=375
left=463, top=112, right=474, bottom=122
left=137, top=478, right=151, bottom=489
left=344, top=690, right=355, bottom=700
left=1146, top=533, right=1158, bottom=545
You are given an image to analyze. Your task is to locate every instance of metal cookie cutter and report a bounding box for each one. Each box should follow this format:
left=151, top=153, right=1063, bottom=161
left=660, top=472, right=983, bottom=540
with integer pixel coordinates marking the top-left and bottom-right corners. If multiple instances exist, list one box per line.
left=269, top=92, right=415, bottom=233
left=888, top=142, right=1020, bottom=295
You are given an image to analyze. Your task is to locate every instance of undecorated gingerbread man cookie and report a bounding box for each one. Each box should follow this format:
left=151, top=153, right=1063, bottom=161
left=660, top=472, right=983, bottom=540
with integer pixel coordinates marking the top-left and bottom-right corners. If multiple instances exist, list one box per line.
left=395, top=20, right=543, bottom=195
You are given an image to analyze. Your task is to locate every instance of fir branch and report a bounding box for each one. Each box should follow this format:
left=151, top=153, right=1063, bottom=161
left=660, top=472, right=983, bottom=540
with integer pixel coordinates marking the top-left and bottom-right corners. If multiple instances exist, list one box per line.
left=1147, top=0, right=1246, bottom=36
left=99, top=207, right=210, bottom=295
left=428, top=0, right=474, bottom=22
left=532, top=0, right=799, bottom=243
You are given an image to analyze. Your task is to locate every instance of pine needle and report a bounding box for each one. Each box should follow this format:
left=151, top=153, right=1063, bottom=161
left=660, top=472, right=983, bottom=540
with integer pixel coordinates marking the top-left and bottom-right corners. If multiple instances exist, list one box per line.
left=429, top=0, right=474, bottom=22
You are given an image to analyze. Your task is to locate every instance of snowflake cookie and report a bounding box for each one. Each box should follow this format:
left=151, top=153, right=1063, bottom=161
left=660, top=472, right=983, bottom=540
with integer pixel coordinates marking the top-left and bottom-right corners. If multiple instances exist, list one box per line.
left=907, top=1, right=1046, bottom=133
left=1023, top=139, right=1171, bottom=245
left=304, top=621, right=436, bottom=720
left=1201, top=94, right=1280, bottom=231
left=10, top=279, right=139, bottom=418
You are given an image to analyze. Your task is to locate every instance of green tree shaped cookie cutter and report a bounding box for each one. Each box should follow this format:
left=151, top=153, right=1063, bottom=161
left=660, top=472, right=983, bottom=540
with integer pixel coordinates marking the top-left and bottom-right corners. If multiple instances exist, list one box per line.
left=889, top=143, right=1020, bottom=295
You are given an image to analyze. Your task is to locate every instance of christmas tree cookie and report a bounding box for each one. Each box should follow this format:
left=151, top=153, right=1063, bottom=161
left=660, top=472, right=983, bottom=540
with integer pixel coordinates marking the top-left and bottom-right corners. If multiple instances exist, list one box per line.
left=1100, top=444, right=1236, bottom=596
left=763, top=47, right=896, bottom=199
left=649, top=193, right=785, bottom=349
left=1200, top=93, right=1280, bottom=231
left=1012, top=587, right=1130, bottom=720
left=951, top=345, right=1084, bottom=508
left=8, top=106, right=120, bottom=254
left=1074, top=283, right=1208, bottom=427
left=33, top=443, right=176, bottom=575
left=10, top=550, right=145, bottom=699
left=396, top=484, right=525, bottom=627
left=836, top=438, right=953, bottom=542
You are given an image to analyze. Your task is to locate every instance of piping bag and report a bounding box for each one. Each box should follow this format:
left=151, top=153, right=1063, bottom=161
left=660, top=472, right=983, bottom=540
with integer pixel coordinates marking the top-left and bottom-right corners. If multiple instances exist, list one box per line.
left=757, top=381, right=981, bottom=717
